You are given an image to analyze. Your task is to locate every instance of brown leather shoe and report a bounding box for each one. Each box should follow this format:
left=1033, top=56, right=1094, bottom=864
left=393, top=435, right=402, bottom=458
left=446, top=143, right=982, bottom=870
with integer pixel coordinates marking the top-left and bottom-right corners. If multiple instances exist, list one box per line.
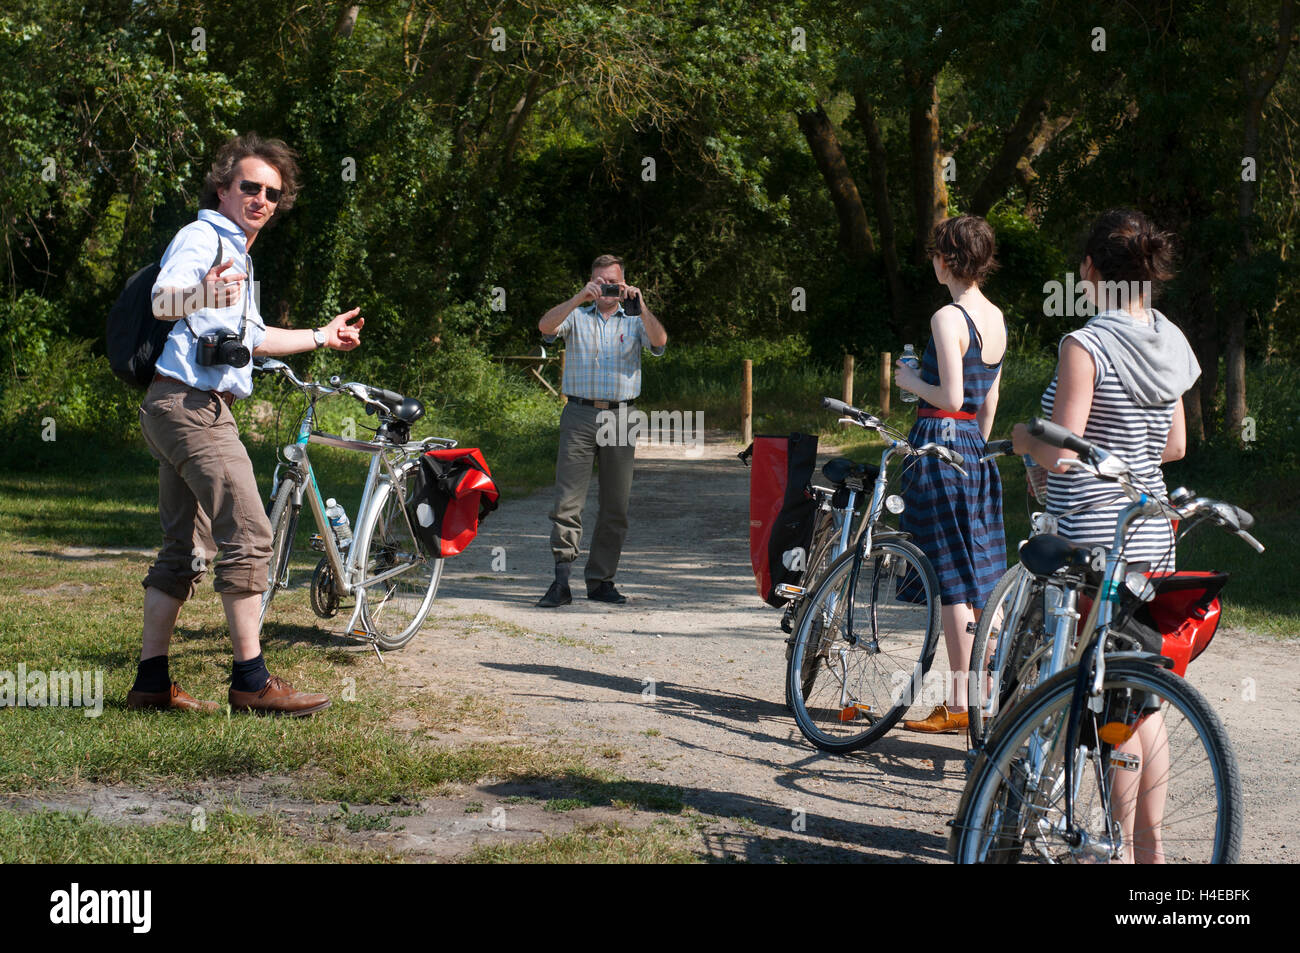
left=126, top=682, right=219, bottom=713
left=229, top=674, right=330, bottom=717
left=902, top=705, right=969, bottom=734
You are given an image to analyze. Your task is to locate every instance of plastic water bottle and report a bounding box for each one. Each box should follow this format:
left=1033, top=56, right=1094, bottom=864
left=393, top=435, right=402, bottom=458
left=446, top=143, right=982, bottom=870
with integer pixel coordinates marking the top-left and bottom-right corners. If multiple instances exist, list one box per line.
left=325, top=498, right=352, bottom=550
left=899, top=344, right=920, bottom=403
left=1023, top=456, right=1049, bottom=505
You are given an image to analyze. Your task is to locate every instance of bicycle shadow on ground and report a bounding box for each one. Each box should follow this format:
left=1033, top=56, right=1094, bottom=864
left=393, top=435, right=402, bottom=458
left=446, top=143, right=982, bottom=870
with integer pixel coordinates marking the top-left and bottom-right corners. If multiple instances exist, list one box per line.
left=475, top=772, right=951, bottom=862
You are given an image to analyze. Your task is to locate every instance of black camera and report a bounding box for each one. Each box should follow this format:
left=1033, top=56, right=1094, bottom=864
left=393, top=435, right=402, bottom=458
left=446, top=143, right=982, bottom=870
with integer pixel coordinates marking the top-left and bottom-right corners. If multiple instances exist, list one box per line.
left=195, top=331, right=250, bottom=368
left=599, top=283, right=620, bottom=297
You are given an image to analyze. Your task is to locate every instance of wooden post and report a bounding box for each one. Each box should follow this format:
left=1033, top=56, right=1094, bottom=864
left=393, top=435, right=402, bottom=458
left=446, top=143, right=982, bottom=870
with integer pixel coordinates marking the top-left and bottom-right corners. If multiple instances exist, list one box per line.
left=842, top=354, right=854, bottom=407
left=741, top=359, right=753, bottom=445
left=559, top=351, right=567, bottom=403
left=878, top=351, right=891, bottom=415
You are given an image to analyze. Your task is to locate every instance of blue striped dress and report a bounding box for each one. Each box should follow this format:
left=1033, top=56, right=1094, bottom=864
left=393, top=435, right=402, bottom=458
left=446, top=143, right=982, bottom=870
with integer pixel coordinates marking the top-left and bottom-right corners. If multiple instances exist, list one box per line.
left=899, top=306, right=1007, bottom=606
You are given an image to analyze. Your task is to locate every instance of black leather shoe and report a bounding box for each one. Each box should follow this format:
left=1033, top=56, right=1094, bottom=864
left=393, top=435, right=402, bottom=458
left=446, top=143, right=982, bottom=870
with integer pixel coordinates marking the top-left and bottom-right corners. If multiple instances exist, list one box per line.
left=587, top=582, right=628, bottom=604
left=536, top=581, right=572, bottom=607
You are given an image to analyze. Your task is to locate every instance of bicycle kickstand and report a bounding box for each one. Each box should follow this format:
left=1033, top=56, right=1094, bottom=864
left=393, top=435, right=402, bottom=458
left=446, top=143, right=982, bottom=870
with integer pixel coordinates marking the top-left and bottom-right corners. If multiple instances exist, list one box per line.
left=343, top=602, right=386, bottom=663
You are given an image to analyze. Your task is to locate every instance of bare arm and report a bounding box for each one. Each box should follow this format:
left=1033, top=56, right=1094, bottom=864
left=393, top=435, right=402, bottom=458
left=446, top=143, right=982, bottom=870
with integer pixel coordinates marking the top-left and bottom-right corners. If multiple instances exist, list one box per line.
left=1161, top=397, right=1188, bottom=462
left=623, top=284, right=667, bottom=348
left=253, top=308, right=364, bottom=357
left=893, top=308, right=965, bottom=413
left=976, top=367, right=1001, bottom=442
left=152, top=260, right=244, bottom=320
left=1013, top=336, right=1096, bottom=472
left=539, top=281, right=598, bottom=335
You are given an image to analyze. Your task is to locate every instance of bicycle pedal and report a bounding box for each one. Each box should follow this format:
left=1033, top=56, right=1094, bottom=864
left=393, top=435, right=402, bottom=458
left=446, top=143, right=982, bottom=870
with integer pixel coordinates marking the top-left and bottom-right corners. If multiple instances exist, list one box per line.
left=775, top=583, right=806, bottom=598
left=838, top=703, right=872, bottom=722
left=309, top=533, right=326, bottom=552
left=1108, top=751, right=1141, bottom=772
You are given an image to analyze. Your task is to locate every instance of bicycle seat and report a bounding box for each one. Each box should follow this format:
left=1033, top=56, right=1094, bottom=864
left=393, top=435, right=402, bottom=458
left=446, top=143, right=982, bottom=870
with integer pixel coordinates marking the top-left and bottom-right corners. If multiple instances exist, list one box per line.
left=393, top=397, right=425, bottom=424
left=1018, top=533, right=1099, bottom=578
left=821, top=457, right=879, bottom=487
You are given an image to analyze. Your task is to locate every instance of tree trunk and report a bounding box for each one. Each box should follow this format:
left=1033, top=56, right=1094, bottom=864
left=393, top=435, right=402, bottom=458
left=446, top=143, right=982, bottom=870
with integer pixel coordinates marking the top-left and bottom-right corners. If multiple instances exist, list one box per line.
left=853, top=91, right=905, bottom=338
left=1226, top=0, right=1295, bottom=439
left=907, top=71, right=946, bottom=267
left=796, top=103, right=875, bottom=264
left=969, top=90, right=1049, bottom=217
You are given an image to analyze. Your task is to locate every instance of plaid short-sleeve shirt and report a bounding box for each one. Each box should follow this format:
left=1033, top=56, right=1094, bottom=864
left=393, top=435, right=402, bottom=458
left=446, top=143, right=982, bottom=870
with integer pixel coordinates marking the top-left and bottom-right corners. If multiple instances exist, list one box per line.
left=546, top=302, right=665, bottom=402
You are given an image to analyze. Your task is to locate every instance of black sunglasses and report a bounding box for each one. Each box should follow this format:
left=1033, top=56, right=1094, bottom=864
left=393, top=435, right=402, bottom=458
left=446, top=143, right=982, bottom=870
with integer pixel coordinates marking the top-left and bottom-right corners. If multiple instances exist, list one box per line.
left=238, top=180, right=282, bottom=203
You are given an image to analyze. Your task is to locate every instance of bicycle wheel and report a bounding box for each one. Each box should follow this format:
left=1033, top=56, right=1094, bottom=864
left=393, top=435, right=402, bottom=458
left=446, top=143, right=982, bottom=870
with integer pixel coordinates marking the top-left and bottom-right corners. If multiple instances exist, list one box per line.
left=353, top=461, right=443, bottom=651
left=787, top=539, right=942, bottom=753
left=967, top=565, right=1048, bottom=747
left=259, top=480, right=299, bottom=631
left=950, top=658, right=1241, bottom=864
left=783, top=505, right=840, bottom=707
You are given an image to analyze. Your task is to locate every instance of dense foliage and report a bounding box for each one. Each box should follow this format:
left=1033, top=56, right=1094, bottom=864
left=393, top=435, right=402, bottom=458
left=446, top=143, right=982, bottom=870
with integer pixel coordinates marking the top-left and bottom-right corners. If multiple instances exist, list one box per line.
left=2, top=0, right=1296, bottom=457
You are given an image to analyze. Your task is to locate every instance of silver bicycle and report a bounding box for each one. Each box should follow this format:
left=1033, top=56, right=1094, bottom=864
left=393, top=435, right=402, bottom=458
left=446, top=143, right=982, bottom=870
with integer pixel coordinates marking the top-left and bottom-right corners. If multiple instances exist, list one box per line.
left=254, top=357, right=456, bottom=653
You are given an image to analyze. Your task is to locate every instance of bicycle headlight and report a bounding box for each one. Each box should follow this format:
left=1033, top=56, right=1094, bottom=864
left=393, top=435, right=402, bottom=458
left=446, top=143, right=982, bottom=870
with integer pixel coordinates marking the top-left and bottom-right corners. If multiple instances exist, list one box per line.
left=283, top=443, right=307, bottom=463
left=885, top=494, right=905, bottom=515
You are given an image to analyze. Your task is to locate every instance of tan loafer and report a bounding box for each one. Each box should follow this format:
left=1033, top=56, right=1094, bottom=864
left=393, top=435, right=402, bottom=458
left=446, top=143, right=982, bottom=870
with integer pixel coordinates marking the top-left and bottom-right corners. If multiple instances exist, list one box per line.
left=902, top=704, right=969, bottom=734
left=126, top=682, right=219, bottom=713
left=229, top=674, right=331, bottom=717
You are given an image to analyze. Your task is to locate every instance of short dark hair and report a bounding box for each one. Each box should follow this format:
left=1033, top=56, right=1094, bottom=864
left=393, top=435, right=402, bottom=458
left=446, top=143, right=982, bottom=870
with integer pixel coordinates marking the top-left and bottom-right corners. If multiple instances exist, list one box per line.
left=201, top=133, right=301, bottom=214
left=591, top=254, right=624, bottom=275
left=1083, top=208, right=1175, bottom=286
left=931, top=215, right=998, bottom=284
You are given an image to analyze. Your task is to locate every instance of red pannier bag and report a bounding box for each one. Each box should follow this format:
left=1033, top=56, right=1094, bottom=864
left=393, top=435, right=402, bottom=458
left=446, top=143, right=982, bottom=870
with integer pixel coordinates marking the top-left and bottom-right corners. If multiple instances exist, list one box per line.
left=408, top=448, right=500, bottom=557
left=1138, top=571, right=1228, bottom=677
left=740, top=433, right=818, bottom=607
left=1083, top=570, right=1228, bottom=677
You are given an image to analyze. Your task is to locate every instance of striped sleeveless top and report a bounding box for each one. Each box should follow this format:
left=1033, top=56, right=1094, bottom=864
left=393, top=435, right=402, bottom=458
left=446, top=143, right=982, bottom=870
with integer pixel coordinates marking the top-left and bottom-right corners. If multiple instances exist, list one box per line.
left=1040, top=321, right=1178, bottom=570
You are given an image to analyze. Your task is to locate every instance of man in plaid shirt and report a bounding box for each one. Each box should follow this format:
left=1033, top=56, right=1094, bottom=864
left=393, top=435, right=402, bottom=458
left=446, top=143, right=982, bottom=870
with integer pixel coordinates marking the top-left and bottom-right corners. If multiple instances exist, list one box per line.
left=536, top=254, right=668, bottom=607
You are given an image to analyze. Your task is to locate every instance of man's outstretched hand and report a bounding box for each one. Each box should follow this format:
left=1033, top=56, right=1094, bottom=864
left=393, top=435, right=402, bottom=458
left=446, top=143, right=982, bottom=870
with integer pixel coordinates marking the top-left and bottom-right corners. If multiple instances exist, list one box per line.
left=324, top=308, right=364, bottom=350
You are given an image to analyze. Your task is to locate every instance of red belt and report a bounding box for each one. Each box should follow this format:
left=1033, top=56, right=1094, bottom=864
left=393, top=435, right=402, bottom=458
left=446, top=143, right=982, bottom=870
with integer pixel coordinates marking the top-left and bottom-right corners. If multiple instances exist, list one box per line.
left=153, top=372, right=235, bottom=408
left=917, top=408, right=976, bottom=420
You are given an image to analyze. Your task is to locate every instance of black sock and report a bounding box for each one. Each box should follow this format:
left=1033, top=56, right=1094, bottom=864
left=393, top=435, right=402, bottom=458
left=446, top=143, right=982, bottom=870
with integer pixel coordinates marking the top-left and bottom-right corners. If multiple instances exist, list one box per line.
left=231, top=653, right=270, bottom=693
left=132, top=655, right=171, bottom=693
left=554, top=561, right=571, bottom=586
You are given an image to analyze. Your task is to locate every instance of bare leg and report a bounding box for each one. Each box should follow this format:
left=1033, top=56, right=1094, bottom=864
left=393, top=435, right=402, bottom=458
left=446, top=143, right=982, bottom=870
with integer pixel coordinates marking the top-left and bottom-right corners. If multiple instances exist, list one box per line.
left=942, top=603, right=977, bottom=710
left=222, top=591, right=263, bottom=662
left=141, top=587, right=183, bottom=660
left=1110, top=712, right=1168, bottom=864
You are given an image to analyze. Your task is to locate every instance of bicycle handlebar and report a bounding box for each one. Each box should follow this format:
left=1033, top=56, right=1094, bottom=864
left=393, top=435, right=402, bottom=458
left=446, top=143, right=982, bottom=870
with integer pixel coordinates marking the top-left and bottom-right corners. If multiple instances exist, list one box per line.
left=1027, top=417, right=1098, bottom=462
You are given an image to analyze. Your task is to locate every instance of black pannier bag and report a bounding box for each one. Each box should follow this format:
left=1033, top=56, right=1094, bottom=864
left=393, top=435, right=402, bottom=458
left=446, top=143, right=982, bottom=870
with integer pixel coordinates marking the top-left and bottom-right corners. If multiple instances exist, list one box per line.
left=741, top=432, right=819, bottom=607
left=406, top=448, right=500, bottom=558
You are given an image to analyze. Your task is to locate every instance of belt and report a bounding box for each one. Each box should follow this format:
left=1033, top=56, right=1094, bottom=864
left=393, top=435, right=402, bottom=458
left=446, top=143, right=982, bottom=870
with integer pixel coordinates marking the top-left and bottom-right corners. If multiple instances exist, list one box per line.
left=566, top=395, right=635, bottom=410
left=153, top=372, right=235, bottom=408
left=917, top=408, right=976, bottom=420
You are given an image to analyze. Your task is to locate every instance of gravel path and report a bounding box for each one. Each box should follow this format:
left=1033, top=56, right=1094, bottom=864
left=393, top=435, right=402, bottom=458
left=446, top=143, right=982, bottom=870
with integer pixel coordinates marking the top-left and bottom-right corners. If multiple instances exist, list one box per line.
left=397, top=432, right=1300, bottom=862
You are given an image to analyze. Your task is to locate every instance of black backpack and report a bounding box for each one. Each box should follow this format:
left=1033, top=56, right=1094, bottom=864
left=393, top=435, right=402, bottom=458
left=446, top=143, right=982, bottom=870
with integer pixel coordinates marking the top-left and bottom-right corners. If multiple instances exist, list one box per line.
left=106, top=223, right=222, bottom=388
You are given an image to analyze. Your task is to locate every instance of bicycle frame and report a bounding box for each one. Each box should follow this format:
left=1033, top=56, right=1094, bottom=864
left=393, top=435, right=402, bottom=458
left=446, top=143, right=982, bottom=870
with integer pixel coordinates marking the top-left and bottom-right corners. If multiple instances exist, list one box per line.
left=263, top=364, right=456, bottom=647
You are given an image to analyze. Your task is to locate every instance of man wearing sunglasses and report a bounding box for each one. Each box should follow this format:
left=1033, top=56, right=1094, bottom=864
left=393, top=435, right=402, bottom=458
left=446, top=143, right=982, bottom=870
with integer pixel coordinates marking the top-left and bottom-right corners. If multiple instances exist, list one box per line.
left=129, top=132, right=364, bottom=717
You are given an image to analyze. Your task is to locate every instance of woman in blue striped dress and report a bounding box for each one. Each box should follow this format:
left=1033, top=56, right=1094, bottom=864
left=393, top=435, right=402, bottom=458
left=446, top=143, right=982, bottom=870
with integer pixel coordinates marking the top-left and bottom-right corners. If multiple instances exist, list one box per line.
left=1012, top=209, right=1200, bottom=862
left=895, top=215, right=1007, bottom=734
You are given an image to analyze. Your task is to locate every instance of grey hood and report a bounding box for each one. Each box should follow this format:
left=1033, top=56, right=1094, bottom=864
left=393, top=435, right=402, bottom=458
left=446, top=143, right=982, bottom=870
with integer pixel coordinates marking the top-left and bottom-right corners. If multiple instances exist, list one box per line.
left=1080, top=309, right=1201, bottom=407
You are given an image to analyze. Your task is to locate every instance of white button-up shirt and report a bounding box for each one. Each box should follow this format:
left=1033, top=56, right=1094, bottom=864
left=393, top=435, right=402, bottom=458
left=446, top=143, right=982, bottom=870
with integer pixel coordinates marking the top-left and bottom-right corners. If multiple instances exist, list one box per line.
left=152, top=209, right=266, bottom=399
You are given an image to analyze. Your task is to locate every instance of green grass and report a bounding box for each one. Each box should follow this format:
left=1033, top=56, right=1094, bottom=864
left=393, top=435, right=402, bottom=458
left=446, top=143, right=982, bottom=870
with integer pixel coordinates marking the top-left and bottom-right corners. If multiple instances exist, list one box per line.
left=0, top=807, right=404, bottom=863
left=464, top=820, right=702, bottom=864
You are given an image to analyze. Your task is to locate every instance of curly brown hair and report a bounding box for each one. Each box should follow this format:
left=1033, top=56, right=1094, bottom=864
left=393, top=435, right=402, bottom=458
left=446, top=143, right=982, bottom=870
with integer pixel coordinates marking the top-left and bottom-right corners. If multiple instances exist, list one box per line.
left=200, top=133, right=301, bottom=215
left=931, top=215, right=998, bottom=284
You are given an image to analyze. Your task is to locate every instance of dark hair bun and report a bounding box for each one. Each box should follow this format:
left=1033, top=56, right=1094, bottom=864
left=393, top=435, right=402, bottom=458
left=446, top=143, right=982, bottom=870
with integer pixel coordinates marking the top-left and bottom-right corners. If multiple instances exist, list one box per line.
left=1084, top=209, right=1174, bottom=285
